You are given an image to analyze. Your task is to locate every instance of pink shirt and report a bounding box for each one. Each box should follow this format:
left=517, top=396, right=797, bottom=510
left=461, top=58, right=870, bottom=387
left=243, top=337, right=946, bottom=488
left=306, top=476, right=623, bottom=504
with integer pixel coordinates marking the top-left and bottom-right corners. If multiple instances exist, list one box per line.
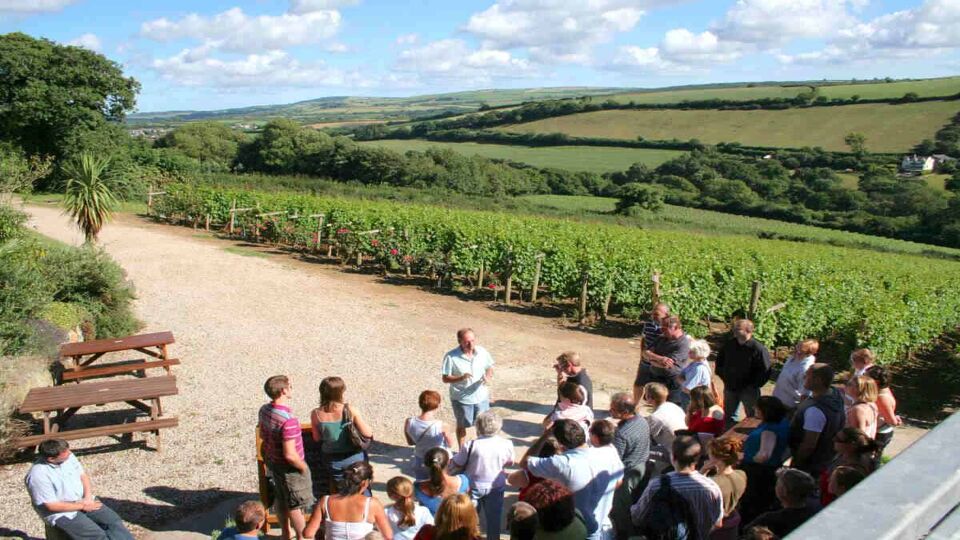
left=259, top=402, right=304, bottom=465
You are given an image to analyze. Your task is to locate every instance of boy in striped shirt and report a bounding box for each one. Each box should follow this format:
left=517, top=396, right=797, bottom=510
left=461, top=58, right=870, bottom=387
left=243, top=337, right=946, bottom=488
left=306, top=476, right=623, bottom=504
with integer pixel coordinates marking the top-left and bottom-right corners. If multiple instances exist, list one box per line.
left=259, top=375, right=313, bottom=540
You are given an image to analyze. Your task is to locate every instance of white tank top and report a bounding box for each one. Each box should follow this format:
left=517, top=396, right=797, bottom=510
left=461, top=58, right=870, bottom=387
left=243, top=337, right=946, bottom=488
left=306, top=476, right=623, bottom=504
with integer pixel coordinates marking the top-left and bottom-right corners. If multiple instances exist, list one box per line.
left=323, top=496, right=374, bottom=540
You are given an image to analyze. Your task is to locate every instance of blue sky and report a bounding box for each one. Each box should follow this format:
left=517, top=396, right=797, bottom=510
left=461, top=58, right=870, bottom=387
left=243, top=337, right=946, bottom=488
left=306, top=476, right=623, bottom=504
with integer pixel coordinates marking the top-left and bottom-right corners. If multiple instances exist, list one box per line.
left=1, top=0, right=958, bottom=112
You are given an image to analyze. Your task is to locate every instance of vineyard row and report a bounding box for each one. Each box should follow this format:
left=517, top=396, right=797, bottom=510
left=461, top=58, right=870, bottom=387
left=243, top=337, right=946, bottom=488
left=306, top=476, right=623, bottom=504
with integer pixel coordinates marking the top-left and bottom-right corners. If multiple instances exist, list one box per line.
left=153, top=183, right=960, bottom=364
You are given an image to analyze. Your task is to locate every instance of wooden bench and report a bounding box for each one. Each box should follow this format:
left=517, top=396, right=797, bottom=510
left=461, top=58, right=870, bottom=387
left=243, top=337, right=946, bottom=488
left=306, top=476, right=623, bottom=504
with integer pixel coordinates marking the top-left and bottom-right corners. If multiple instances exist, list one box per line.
left=60, top=331, right=176, bottom=375
left=60, top=358, right=181, bottom=383
left=12, top=418, right=179, bottom=448
left=719, top=416, right=762, bottom=443
left=18, top=376, right=179, bottom=451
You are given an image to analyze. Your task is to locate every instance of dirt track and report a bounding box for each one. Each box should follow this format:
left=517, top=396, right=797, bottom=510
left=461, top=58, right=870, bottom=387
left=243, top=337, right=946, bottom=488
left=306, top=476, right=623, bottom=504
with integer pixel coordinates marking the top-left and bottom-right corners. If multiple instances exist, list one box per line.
left=1, top=205, right=639, bottom=537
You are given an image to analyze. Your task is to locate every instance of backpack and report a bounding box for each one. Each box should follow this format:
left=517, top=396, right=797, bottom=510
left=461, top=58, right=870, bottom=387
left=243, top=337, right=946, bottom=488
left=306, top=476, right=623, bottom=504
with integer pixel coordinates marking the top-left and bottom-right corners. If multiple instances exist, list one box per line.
left=638, top=474, right=697, bottom=540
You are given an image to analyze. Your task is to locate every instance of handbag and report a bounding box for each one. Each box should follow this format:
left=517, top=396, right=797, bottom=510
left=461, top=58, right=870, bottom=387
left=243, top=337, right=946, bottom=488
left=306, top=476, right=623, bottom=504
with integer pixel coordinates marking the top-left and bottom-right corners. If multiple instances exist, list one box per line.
left=342, top=403, right=373, bottom=451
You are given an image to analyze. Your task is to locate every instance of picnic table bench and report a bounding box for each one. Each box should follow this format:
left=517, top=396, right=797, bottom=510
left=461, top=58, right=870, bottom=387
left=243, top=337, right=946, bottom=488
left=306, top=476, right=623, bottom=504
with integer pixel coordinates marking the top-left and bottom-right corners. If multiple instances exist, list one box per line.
left=719, top=416, right=762, bottom=443
left=15, top=376, right=179, bottom=450
left=58, top=331, right=177, bottom=383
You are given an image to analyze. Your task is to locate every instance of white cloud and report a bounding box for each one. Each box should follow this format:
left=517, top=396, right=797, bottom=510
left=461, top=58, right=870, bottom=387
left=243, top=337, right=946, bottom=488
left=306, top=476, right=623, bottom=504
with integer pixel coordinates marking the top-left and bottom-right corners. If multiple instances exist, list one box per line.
left=140, top=7, right=342, bottom=53
left=395, top=33, right=419, bottom=45
left=713, top=0, right=865, bottom=46
left=66, top=33, right=102, bottom=52
left=779, top=0, right=960, bottom=65
left=395, top=39, right=536, bottom=84
left=152, top=47, right=373, bottom=89
left=288, top=0, right=359, bottom=14
left=0, top=0, right=75, bottom=14
left=609, top=45, right=697, bottom=74
left=660, top=29, right=742, bottom=63
left=463, top=0, right=666, bottom=64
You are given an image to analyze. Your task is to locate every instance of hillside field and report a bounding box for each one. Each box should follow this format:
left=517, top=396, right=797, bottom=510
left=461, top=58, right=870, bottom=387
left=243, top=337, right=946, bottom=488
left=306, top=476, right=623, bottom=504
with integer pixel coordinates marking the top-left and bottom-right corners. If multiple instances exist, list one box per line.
left=358, top=139, right=684, bottom=172
left=838, top=172, right=951, bottom=191
left=501, top=101, right=960, bottom=152
left=607, top=77, right=960, bottom=104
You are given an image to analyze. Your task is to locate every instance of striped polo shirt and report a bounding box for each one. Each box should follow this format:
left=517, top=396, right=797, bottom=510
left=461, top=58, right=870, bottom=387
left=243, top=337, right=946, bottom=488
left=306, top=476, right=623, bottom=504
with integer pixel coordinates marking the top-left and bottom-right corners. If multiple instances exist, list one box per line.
left=258, top=402, right=303, bottom=466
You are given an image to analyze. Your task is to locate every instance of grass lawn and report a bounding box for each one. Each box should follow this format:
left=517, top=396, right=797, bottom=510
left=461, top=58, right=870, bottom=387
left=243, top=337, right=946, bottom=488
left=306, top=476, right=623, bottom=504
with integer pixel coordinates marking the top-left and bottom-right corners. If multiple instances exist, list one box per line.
left=358, top=139, right=685, bottom=173
left=838, top=172, right=951, bottom=191
left=818, top=77, right=960, bottom=100
left=501, top=101, right=960, bottom=153
left=608, top=85, right=804, bottom=104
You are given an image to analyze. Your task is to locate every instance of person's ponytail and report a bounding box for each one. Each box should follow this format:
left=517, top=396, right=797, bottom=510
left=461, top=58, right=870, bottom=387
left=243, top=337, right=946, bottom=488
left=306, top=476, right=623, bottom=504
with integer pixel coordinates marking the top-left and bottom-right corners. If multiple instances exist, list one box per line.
left=387, top=476, right=416, bottom=527
left=425, top=447, right=448, bottom=495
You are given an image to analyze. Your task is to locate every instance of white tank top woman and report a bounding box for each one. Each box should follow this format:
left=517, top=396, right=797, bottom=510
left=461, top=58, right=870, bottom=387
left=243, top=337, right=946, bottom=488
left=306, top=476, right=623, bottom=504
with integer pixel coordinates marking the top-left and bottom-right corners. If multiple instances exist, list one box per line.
left=323, top=496, right=374, bottom=540
left=407, top=416, right=448, bottom=480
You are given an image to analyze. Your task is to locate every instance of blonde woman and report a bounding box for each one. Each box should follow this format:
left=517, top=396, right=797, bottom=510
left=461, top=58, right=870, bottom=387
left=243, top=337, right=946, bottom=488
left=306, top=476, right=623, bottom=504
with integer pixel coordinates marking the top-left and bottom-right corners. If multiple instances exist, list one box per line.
left=413, top=493, right=482, bottom=540
left=772, top=339, right=819, bottom=411
left=844, top=375, right=879, bottom=439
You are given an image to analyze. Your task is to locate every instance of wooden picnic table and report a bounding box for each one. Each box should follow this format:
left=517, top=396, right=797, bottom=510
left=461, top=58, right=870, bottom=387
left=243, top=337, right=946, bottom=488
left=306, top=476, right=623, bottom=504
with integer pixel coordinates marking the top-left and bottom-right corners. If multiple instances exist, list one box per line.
left=58, top=331, right=177, bottom=382
left=719, top=416, right=762, bottom=443
left=16, top=376, right=179, bottom=450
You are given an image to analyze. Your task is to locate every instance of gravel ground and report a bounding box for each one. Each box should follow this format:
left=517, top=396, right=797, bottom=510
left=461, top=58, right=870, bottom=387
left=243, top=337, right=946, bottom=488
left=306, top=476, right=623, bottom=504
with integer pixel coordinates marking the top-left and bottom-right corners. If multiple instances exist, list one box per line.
left=2, top=205, right=639, bottom=538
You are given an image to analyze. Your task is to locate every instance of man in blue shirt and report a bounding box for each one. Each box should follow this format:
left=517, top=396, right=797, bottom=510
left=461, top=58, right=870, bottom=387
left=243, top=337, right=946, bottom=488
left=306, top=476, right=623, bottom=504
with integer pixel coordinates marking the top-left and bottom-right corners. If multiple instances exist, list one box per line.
left=25, top=439, right=134, bottom=540
left=442, top=327, right=495, bottom=450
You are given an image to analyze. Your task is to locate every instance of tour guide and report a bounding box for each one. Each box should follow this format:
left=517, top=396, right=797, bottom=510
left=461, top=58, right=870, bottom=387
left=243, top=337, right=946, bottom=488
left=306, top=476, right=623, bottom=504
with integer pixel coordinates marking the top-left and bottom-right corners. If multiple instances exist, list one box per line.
left=442, top=327, right=495, bottom=450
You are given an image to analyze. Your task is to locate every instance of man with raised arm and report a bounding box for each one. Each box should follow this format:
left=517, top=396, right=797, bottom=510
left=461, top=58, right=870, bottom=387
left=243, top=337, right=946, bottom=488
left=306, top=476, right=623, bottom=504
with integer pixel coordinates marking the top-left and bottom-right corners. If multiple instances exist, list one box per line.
left=442, top=327, right=495, bottom=450
left=25, top=439, right=135, bottom=540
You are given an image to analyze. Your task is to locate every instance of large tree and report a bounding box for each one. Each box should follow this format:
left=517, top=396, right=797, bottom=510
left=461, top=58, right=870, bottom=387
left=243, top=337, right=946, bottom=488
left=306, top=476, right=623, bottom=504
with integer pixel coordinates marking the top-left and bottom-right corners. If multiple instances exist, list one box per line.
left=0, top=32, right=140, bottom=158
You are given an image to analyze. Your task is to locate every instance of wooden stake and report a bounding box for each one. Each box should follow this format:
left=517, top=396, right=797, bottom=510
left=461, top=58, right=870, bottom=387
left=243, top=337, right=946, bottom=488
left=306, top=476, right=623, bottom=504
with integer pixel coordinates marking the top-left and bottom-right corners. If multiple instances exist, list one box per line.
left=652, top=272, right=661, bottom=306
left=530, top=254, right=544, bottom=302
left=579, top=272, right=589, bottom=324
left=602, top=291, right=613, bottom=322
left=204, top=214, right=210, bottom=231
left=477, top=261, right=485, bottom=290
left=748, top=280, right=762, bottom=320
left=315, top=215, right=324, bottom=251
left=505, top=273, right=513, bottom=306
left=356, top=250, right=363, bottom=267
left=229, top=199, right=236, bottom=234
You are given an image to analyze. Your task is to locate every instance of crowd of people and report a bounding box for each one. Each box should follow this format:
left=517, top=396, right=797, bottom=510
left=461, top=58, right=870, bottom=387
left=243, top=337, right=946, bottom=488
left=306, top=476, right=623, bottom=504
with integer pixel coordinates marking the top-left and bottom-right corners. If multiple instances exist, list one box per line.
left=24, top=312, right=901, bottom=540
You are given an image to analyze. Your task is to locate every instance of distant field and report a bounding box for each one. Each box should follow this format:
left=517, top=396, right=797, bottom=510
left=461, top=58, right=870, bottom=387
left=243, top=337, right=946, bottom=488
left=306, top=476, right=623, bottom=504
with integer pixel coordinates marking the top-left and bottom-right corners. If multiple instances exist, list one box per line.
left=502, top=101, right=960, bottom=152
left=358, top=139, right=684, bottom=172
left=609, top=85, right=804, bottom=104
left=520, top=194, right=960, bottom=258
left=606, top=77, right=960, bottom=105
left=838, top=172, right=951, bottom=191
left=818, top=77, right=960, bottom=99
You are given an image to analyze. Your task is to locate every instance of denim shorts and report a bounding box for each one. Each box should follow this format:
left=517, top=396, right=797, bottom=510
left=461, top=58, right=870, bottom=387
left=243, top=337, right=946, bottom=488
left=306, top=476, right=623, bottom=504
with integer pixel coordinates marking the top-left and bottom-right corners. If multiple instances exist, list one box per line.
left=451, top=399, right=490, bottom=429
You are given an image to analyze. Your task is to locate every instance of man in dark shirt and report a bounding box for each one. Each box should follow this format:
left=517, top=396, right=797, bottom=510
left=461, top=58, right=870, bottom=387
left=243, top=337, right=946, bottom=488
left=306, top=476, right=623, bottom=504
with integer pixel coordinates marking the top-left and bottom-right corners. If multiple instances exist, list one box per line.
left=633, top=303, right=671, bottom=405
left=746, top=468, right=821, bottom=538
left=642, top=316, right=690, bottom=406
left=715, top=319, right=771, bottom=426
left=554, top=351, right=593, bottom=409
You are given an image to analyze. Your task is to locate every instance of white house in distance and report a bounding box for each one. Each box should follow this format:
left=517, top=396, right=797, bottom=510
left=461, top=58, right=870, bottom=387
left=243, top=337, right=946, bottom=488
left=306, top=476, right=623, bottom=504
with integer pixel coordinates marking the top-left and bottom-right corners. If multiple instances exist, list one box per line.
left=901, top=155, right=935, bottom=173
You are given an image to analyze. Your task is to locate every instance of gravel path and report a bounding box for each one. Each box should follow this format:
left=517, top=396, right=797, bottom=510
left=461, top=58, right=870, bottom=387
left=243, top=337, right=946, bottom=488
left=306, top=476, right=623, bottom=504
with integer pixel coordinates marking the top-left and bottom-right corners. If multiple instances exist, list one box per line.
left=1, top=205, right=638, bottom=538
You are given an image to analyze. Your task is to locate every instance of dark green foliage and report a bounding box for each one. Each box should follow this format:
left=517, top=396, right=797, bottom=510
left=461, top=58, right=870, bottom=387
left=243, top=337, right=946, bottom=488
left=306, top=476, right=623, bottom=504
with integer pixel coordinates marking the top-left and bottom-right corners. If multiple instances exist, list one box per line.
left=155, top=122, right=246, bottom=171
left=0, top=33, right=139, bottom=159
left=615, top=183, right=665, bottom=213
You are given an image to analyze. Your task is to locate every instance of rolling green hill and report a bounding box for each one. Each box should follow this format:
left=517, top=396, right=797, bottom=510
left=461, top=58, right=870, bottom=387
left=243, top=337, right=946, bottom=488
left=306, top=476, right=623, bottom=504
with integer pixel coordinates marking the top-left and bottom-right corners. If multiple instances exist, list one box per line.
left=128, top=87, right=632, bottom=126
left=501, top=101, right=960, bottom=152
left=358, top=139, right=683, bottom=173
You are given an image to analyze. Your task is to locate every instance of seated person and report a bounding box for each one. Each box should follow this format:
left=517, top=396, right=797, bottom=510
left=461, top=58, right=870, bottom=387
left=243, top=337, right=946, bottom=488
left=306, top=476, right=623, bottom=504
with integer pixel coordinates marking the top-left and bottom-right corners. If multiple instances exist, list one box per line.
left=745, top=468, right=821, bottom=538
left=685, top=385, right=725, bottom=439
left=827, top=465, right=866, bottom=502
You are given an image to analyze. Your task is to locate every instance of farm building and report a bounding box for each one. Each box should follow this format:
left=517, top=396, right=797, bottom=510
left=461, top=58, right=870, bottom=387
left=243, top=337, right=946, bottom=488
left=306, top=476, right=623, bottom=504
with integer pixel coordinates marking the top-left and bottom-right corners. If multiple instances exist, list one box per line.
left=901, top=154, right=935, bottom=173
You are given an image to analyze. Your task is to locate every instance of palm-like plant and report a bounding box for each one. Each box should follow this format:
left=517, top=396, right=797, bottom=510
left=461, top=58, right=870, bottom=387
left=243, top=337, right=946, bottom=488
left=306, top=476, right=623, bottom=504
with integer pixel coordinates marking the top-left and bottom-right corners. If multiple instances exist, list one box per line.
left=61, top=153, right=118, bottom=244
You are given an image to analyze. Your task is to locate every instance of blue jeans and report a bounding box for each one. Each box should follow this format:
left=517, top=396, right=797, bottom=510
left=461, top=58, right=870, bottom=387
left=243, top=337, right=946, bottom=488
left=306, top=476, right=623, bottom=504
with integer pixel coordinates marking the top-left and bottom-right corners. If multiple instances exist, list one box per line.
left=471, top=486, right=505, bottom=540
left=53, top=504, right=134, bottom=540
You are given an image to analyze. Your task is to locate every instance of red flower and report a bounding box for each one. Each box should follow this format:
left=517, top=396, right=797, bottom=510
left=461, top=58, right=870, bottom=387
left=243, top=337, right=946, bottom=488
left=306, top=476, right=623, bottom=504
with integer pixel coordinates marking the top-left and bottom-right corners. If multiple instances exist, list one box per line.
left=390, top=248, right=398, bottom=255
left=487, top=283, right=496, bottom=289
left=337, top=227, right=350, bottom=234
left=370, top=239, right=380, bottom=247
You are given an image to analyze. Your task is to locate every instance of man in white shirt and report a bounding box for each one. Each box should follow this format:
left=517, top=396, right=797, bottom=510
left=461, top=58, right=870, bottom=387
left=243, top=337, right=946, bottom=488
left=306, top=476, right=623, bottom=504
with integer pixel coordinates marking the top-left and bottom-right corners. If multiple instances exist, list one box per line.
left=643, top=382, right=688, bottom=473
left=25, top=439, right=134, bottom=540
left=442, top=327, right=495, bottom=449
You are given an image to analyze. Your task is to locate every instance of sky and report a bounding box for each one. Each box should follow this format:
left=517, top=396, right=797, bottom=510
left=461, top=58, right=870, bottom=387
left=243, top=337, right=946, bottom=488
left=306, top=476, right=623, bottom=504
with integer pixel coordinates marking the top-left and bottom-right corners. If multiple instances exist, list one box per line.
left=1, top=0, right=958, bottom=112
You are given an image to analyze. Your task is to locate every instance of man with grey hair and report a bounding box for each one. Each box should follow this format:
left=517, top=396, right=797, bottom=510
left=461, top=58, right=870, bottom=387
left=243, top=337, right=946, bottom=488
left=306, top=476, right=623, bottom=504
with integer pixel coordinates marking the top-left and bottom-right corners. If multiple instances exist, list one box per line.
left=442, top=327, right=495, bottom=449
left=716, top=319, right=771, bottom=426
left=633, top=303, right=671, bottom=404
left=609, top=393, right=651, bottom=540
left=451, top=410, right=514, bottom=540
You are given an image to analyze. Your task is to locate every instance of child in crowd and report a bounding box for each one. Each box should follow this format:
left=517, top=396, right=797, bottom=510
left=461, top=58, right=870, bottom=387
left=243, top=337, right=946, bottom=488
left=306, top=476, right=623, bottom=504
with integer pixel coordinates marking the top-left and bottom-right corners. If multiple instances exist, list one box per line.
left=386, top=476, right=434, bottom=540
left=218, top=501, right=266, bottom=540
left=542, top=381, right=593, bottom=432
